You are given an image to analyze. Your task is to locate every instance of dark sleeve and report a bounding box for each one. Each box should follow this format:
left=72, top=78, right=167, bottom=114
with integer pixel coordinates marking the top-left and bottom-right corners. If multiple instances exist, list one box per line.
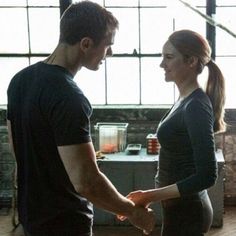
left=7, top=78, right=14, bottom=121
left=177, top=99, right=218, bottom=196
left=7, top=102, right=11, bottom=120
left=47, top=93, right=92, bottom=146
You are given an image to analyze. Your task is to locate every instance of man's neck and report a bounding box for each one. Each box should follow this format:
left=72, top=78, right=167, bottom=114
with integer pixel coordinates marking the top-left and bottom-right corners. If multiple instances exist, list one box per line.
left=44, top=43, right=82, bottom=76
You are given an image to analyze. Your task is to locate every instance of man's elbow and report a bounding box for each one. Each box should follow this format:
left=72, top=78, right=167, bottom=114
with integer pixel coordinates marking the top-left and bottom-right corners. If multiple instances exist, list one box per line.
left=75, top=185, right=93, bottom=197
left=73, top=175, right=100, bottom=197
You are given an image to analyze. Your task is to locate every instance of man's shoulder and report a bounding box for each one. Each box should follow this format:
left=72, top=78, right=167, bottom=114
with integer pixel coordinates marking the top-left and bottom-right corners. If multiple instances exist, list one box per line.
left=18, top=61, right=41, bottom=74
left=9, top=62, right=42, bottom=85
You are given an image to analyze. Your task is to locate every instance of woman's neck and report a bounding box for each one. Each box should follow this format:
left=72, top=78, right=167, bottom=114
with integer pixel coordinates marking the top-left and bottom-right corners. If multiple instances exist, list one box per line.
left=177, top=77, right=200, bottom=99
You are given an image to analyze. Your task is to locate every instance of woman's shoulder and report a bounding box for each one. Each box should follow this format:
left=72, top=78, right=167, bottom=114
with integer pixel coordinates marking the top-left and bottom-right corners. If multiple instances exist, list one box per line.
left=185, top=88, right=211, bottom=105
left=183, top=88, right=213, bottom=115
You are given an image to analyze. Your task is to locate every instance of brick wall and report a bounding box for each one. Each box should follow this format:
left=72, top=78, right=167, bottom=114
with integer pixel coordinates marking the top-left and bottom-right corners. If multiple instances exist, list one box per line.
left=0, top=108, right=236, bottom=206
left=0, top=110, right=15, bottom=208
left=91, top=107, right=236, bottom=205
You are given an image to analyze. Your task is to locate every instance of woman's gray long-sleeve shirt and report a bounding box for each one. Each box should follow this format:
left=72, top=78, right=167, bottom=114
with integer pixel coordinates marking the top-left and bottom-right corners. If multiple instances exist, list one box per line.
left=156, top=88, right=218, bottom=196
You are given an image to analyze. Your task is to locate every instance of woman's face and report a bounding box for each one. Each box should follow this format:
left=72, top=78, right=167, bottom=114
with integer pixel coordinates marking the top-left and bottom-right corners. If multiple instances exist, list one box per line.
left=160, top=40, right=190, bottom=84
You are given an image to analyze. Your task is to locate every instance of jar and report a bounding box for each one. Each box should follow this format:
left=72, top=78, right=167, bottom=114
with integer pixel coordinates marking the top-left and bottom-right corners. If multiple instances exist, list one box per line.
left=146, top=134, right=160, bottom=155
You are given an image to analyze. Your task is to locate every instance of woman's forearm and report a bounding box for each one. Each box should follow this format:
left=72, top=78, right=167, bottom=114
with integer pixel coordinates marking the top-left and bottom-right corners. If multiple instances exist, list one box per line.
left=145, top=184, right=181, bottom=203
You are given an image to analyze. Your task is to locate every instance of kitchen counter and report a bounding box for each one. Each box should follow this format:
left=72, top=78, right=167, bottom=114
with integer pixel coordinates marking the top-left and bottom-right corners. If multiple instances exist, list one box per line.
left=94, top=149, right=225, bottom=227
left=98, top=148, right=158, bottom=162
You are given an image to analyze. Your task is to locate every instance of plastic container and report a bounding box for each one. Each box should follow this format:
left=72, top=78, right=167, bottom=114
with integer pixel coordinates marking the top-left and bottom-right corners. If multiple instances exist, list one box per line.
left=94, top=123, right=128, bottom=153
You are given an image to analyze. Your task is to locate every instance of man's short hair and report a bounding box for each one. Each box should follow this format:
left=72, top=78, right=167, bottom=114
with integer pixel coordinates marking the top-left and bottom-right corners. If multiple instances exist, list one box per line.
left=59, top=0, right=119, bottom=46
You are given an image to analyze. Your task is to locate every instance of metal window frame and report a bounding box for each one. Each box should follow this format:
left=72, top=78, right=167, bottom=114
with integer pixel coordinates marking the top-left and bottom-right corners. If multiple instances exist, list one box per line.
left=0, top=0, right=231, bottom=106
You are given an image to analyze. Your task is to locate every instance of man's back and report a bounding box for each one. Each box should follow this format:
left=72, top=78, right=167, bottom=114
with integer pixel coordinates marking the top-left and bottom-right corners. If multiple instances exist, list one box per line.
left=7, top=62, right=93, bottom=235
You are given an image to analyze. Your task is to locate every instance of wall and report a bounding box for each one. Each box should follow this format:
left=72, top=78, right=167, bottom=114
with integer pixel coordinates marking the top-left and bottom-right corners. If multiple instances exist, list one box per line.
left=91, top=107, right=236, bottom=205
left=0, top=109, right=14, bottom=207
left=0, top=108, right=236, bottom=206
left=222, top=109, right=236, bottom=205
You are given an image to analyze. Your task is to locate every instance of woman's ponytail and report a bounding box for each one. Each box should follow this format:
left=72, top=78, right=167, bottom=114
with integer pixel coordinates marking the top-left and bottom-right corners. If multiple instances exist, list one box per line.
left=205, top=60, right=226, bottom=133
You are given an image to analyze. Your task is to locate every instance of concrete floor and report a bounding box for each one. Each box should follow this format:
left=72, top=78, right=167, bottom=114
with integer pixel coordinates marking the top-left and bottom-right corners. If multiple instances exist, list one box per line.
left=0, top=221, right=161, bottom=236
left=1, top=207, right=236, bottom=236
left=93, top=225, right=161, bottom=236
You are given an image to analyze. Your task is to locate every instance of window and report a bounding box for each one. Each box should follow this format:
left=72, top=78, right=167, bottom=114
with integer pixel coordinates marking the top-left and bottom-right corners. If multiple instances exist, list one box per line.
left=74, top=0, right=208, bottom=105
left=0, top=0, right=235, bottom=108
left=215, top=0, right=236, bottom=108
left=0, top=0, right=59, bottom=104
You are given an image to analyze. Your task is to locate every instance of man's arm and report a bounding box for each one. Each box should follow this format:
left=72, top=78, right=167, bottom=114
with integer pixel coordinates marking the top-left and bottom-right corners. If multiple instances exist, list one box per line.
left=57, top=142, right=155, bottom=233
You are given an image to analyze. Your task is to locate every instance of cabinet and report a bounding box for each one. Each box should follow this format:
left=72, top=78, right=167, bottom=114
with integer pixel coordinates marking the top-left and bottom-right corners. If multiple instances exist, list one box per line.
left=94, top=149, right=225, bottom=227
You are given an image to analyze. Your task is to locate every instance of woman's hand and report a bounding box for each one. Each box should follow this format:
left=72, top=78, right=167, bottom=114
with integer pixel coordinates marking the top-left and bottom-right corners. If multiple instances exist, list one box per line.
left=126, top=190, right=151, bottom=207
left=117, top=184, right=180, bottom=222
left=117, top=190, right=152, bottom=221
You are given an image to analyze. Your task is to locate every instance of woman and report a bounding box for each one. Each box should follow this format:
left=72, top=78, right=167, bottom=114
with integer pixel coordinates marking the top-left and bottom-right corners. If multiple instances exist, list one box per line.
left=121, top=30, right=226, bottom=236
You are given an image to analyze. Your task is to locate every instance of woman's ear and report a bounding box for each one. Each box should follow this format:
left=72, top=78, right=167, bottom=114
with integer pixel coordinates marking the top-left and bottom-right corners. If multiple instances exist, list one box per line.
left=188, top=56, right=198, bottom=68
left=80, top=37, right=94, bottom=53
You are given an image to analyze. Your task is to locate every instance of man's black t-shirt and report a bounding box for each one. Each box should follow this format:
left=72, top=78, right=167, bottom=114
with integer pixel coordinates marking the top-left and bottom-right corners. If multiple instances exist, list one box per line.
left=7, top=62, right=93, bottom=235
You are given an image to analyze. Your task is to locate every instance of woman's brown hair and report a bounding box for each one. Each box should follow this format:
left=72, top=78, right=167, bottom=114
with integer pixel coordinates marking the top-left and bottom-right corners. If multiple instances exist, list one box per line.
left=168, top=30, right=226, bottom=133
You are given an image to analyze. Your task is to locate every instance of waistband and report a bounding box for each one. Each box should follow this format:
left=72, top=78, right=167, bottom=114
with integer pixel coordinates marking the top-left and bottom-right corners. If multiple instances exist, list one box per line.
left=161, top=190, right=208, bottom=207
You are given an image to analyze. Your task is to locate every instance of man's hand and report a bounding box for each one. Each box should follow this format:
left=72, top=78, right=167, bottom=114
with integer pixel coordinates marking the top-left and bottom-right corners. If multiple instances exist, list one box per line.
left=127, top=206, right=155, bottom=235
left=127, top=190, right=151, bottom=207
left=117, top=190, right=152, bottom=222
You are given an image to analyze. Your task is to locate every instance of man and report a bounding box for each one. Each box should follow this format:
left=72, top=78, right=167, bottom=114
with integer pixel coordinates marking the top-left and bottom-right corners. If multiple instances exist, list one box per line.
left=7, top=1, right=155, bottom=236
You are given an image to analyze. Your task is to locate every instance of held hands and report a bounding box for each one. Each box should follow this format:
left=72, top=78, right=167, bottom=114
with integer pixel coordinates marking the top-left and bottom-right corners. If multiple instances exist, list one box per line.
left=117, top=190, right=151, bottom=221
left=117, top=190, right=155, bottom=235
left=127, top=205, right=155, bottom=235
left=127, top=190, right=151, bottom=207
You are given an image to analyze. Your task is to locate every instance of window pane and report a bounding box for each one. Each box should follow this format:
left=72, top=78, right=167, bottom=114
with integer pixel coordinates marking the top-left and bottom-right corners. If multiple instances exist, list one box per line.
left=217, top=0, right=236, bottom=6
left=216, top=57, right=236, bottom=108
left=106, top=58, right=139, bottom=104
left=0, top=8, right=28, bottom=53
left=178, top=0, right=206, bottom=6
left=105, top=0, right=138, bottom=7
left=140, top=8, right=173, bottom=53
left=30, top=57, right=47, bottom=65
left=74, top=65, right=106, bottom=105
left=216, top=7, right=236, bottom=55
left=28, top=0, right=59, bottom=6
left=0, top=58, right=29, bottom=105
left=29, top=8, right=60, bottom=53
left=173, top=6, right=206, bottom=35
left=72, top=0, right=104, bottom=5
left=140, top=0, right=168, bottom=6
left=140, top=0, right=206, bottom=6
left=0, top=0, right=25, bottom=6
left=141, top=58, right=175, bottom=105
left=198, top=67, right=208, bottom=92
left=109, top=8, right=139, bottom=54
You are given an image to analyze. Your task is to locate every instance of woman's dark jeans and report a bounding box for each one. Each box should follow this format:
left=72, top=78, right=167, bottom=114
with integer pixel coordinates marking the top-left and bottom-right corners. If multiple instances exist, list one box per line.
left=161, top=190, right=213, bottom=236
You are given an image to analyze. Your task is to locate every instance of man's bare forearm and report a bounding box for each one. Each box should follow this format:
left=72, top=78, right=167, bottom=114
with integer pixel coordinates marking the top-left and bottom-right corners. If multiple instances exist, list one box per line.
left=77, top=169, right=135, bottom=217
